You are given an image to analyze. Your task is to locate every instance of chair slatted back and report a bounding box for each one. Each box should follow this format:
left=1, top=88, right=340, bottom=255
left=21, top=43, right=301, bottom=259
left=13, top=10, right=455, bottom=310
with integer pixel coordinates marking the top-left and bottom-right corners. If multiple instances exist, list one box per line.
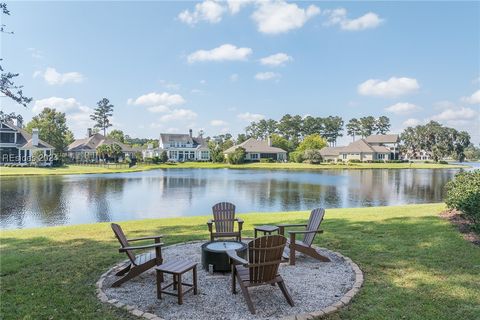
left=212, top=202, right=236, bottom=233
left=248, top=235, right=286, bottom=284
left=303, top=208, right=325, bottom=246
left=111, top=223, right=136, bottom=264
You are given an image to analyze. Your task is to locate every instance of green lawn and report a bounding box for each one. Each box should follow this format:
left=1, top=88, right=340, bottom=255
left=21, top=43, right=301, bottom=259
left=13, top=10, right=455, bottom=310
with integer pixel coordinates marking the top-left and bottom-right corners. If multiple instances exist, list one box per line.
left=1, top=204, right=479, bottom=319
left=0, top=161, right=466, bottom=176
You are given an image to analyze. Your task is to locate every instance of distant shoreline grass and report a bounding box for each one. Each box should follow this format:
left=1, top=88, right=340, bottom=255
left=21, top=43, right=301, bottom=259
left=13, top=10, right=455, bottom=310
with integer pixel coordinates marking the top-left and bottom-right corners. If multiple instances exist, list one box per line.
left=0, top=161, right=467, bottom=176
left=1, top=203, right=479, bottom=319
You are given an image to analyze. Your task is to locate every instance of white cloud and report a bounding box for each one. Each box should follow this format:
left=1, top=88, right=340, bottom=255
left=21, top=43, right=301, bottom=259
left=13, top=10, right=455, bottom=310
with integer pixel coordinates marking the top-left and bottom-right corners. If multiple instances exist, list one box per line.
left=255, top=72, right=280, bottom=81
left=385, top=102, right=421, bottom=115
left=461, top=89, right=480, bottom=104
left=187, top=44, right=252, bottom=63
left=431, top=107, right=478, bottom=122
left=230, top=73, right=239, bottom=82
left=34, top=67, right=85, bottom=85
left=27, top=47, right=43, bottom=59
left=159, top=80, right=180, bottom=91
left=252, top=1, right=320, bottom=34
left=358, top=77, right=420, bottom=97
left=33, top=97, right=82, bottom=114
left=227, top=0, right=255, bottom=14
left=260, top=53, right=292, bottom=67
left=178, top=0, right=226, bottom=25
left=33, top=97, right=94, bottom=136
left=128, top=92, right=186, bottom=107
left=403, top=118, right=422, bottom=127
left=147, top=105, right=171, bottom=113
left=325, top=8, right=383, bottom=31
left=237, top=112, right=265, bottom=122
left=210, top=119, right=228, bottom=126
left=158, top=109, right=198, bottom=122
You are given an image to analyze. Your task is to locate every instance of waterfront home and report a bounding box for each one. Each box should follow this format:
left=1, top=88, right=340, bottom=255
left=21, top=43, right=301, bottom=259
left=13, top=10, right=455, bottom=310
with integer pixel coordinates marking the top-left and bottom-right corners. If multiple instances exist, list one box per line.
left=67, top=128, right=138, bottom=162
left=224, top=138, right=288, bottom=161
left=320, top=138, right=391, bottom=162
left=365, top=134, right=400, bottom=160
left=0, top=118, right=54, bottom=165
left=155, top=129, right=210, bottom=161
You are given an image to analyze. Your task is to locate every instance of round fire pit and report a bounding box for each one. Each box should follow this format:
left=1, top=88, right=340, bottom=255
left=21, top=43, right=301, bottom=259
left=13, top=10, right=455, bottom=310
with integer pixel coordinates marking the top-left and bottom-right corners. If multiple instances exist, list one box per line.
left=201, top=241, right=247, bottom=272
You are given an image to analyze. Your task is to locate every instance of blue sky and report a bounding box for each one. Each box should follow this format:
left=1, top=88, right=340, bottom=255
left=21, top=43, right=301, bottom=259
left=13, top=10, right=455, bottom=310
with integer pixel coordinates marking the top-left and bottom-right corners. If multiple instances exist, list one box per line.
left=1, top=1, right=479, bottom=144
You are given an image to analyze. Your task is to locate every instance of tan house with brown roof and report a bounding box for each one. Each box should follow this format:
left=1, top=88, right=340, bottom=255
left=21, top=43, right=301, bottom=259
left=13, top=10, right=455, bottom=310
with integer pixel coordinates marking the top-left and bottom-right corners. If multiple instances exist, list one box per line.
left=67, top=129, right=138, bottom=162
left=320, top=138, right=391, bottom=162
left=365, top=134, right=400, bottom=160
left=224, top=138, right=287, bottom=161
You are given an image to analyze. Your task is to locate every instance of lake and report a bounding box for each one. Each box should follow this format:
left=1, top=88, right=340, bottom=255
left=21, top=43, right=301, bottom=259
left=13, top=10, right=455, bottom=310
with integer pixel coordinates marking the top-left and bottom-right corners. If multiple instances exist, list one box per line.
left=0, top=167, right=467, bottom=229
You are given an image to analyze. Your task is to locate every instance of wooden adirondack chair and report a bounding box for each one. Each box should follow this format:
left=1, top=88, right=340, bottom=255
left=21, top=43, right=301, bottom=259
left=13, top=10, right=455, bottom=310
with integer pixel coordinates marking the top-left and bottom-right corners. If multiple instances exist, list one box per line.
left=111, top=223, right=164, bottom=287
left=278, top=208, right=330, bottom=265
left=207, top=202, right=243, bottom=241
left=227, top=235, right=294, bottom=314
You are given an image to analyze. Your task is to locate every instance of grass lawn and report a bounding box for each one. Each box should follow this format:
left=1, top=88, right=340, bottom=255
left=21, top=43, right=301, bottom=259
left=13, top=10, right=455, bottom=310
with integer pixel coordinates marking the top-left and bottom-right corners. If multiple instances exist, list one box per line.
left=1, top=203, right=479, bottom=319
left=0, top=161, right=466, bottom=176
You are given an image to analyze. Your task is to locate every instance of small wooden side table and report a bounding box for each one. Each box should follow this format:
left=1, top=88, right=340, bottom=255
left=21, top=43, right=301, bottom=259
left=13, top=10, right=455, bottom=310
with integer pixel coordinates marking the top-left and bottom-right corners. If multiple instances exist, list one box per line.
left=155, top=260, right=198, bottom=305
left=254, top=225, right=279, bottom=238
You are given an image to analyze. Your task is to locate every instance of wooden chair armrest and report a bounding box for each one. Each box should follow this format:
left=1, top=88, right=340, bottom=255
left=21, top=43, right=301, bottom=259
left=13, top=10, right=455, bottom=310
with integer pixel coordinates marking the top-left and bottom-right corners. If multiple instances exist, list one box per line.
left=288, top=230, right=324, bottom=235
left=236, top=218, right=244, bottom=223
left=277, top=223, right=308, bottom=228
left=119, top=242, right=164, bottom=252
left=227, top=250, right=248, bottom=266
left=127, top=235, right=163, bottom=242
left=207, top=220, right=213, bottom=233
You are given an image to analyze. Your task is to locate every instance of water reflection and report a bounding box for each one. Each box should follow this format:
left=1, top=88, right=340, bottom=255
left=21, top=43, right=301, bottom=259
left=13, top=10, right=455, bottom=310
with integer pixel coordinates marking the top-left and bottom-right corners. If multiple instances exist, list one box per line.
left=0, top=168, right=460, bottom=229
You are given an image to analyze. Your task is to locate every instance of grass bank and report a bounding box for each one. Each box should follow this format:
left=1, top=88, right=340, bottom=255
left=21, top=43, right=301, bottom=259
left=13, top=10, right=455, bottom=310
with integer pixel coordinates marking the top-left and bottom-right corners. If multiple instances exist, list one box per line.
left=0, top=161, right=466, bottom=176
left=1, top=204, right=479, bottom=319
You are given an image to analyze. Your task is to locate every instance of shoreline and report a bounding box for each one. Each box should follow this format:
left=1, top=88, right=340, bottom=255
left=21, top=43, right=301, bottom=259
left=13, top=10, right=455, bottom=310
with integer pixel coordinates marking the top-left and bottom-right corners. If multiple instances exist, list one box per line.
left=0, top=161, right=469, bottom=176
left=0, top=203, right=444, bottom=232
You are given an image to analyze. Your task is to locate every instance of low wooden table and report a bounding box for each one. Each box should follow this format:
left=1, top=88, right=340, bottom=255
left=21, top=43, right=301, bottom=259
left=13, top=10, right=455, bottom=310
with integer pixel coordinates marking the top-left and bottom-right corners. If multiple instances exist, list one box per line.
left=155, top=260, right=198, bottom=305
left=254, top=225, right=279, bottom=238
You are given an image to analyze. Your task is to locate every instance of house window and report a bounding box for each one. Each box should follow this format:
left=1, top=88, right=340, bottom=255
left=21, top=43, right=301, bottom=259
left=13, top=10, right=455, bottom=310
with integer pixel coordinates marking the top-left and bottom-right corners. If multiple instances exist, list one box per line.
left=0, top=132, right=15, bottom=143
left=342, top=154, right=347, bottom=160
left=251, top=153, right=259, bottom=160
left=377, top=153, right=385, bottom=160
left=201, top=151, right=209, bottom=159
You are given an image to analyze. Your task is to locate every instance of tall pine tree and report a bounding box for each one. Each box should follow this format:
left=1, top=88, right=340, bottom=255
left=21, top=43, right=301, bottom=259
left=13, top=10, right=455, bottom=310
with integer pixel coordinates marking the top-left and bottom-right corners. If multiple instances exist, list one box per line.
left=90, top=98, right=114, bottom=136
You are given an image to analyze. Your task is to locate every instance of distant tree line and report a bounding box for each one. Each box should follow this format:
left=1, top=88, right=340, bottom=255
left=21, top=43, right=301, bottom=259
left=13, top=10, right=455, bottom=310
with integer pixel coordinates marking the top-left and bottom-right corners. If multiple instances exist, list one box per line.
left=245, top=114, right=391, bottom=147
left=401, top=121, right=471, bottom=162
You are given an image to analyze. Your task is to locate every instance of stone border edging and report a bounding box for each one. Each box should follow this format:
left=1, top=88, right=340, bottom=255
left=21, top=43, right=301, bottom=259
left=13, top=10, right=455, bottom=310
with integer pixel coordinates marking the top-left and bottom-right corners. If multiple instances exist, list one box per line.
left=96, top=240, right=363, bottom=320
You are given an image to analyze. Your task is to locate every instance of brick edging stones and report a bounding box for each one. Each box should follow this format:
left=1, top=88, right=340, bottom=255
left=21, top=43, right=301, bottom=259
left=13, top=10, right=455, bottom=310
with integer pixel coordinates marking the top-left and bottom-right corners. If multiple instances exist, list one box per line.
left=96, top=241, right=363, bottom=320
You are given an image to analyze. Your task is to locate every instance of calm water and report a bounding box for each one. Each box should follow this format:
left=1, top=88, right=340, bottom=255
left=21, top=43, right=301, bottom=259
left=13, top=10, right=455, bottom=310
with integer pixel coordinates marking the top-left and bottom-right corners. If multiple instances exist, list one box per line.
left=0, top=168, right=464, bottom=229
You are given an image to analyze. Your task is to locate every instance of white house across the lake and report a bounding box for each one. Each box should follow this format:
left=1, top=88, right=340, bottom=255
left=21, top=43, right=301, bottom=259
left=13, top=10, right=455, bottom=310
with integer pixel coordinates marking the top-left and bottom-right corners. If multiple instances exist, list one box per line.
left=143, top=129, right=210, bottom=161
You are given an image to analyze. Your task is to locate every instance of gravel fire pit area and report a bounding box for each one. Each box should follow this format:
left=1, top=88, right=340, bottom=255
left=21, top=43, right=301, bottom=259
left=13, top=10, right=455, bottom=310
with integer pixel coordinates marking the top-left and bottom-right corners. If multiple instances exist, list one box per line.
left=99, top=241, right=361, bottom=320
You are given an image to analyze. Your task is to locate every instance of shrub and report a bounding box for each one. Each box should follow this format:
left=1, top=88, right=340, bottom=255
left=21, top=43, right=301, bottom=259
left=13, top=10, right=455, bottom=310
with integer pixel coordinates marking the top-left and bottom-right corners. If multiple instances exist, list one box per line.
left=349, top=159, right=362, bottom=163
left=438, top=160, right=449, bottom=165
left=445, top=170, right=480, bottom=227
left=160, top=151, right=169, bottom=163
left=227, top=147, right=246, bottom=164
left=289, top=151, right=304, bottom=163
left=303, top=149, right=322, bottom=164
left=259, top=158, right=274, bottom=163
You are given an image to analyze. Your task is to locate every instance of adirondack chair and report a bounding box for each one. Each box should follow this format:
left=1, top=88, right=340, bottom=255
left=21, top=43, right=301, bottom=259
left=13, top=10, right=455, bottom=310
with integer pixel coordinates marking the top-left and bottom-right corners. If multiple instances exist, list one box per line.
left=278, top=208, right=330, bottom=265
left=207, top=202, right=243, bottom=241
left=227, top=235, right=294, bottom=314
left=111, top=223, right=164, bottom=287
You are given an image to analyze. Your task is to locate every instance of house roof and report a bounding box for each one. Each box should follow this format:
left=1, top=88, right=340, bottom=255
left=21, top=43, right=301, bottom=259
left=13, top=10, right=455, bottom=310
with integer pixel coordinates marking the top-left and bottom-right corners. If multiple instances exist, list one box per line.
left=224, top=138, right=287, bottom=154
left=2, top=122, right=54, bottom=149
left=365, top=134, right=399, bottom=144
left=160, top=133, right=194, bottom=144
left=319, top=147, right=341, bottom=156
left=67, top=133, right=138, bottom=152
left=339, top=139, right=390, bottom=154
left=159, top=133, right=208, bottom=149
